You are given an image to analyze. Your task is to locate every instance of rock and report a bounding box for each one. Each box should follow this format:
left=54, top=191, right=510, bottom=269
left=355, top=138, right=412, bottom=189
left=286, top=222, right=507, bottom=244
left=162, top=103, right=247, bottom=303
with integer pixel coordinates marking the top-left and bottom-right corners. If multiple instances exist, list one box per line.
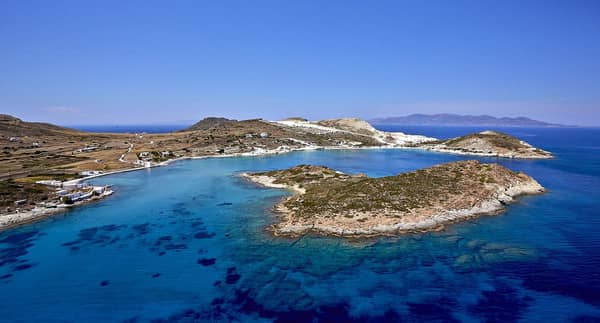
left=422, top=131, right=552, bottom=159
left=244, top=160, right=545, bottom=237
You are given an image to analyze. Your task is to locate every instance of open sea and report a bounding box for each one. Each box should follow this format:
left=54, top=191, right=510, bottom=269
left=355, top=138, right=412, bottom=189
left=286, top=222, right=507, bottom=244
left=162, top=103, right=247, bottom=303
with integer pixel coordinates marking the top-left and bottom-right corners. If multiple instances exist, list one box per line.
left=70, top=124, right=189, bottom=133
left=1, top=126, right=600, bottom=322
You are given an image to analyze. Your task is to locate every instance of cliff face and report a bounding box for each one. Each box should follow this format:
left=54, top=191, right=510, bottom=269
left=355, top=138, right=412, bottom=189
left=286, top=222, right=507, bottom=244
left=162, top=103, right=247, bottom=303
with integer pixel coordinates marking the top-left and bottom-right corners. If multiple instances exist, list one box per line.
left=277, top=117, right=435, bottom=145
left=243, top=160, right=545, bottom=237
left=316, top=118, right=380, bottom=136
left=421, top=131, right=553, bottom=159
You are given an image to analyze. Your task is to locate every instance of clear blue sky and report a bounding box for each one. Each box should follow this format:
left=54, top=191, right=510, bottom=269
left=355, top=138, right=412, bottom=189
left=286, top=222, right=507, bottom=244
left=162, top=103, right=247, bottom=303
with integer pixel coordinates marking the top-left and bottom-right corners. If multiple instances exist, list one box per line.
left=1, top=0, right=599, bottom=126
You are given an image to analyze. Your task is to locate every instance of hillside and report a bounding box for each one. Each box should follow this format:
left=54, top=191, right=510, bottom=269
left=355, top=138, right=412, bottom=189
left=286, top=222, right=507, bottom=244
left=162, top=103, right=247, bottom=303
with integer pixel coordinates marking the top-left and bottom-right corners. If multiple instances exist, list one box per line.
left=243, top=160, right=545, bottom=237
left=0, top=114, right=83, bottom=137
left=275, top=117, right=435, bottom=145
left=1, top=114, right=422, bottom=183
left=420, top=130, right=553, bottom=159
left=182, top=117, right=239, bottom=131
left=316, top=118, right=379, bottom=136
left=1, top=115, right=121, bottom=180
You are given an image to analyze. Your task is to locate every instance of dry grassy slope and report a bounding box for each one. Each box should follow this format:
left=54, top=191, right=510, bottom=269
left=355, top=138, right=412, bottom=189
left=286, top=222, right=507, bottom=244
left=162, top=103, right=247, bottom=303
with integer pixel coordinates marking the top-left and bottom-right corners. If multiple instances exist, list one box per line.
left=0, top=114, right=83, bottom=137
left=0, top=115, right=128, bottom=178
left=183, top=117, right=238, bottom=131
left=251, top=160, right=543, bottom=220
left=443, top=131, right=529, bottom=150
left=0, top=114, right=385, bottom=212
left=261, top=164, right=356, bottom=187
left=0, top=115, right=382, bottom=181
left=180, top=118, right=383, bottom=149
left=426, top=131, right=552, bottom=158
left=0, top=115, right=549, bottom=186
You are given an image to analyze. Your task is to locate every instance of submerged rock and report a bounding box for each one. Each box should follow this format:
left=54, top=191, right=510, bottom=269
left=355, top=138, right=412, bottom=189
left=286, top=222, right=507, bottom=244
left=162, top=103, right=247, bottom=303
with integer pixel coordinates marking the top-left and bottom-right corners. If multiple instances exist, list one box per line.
left=454, top=240, right=537, bottom=271
left=197, top=258, right=217, bottom=266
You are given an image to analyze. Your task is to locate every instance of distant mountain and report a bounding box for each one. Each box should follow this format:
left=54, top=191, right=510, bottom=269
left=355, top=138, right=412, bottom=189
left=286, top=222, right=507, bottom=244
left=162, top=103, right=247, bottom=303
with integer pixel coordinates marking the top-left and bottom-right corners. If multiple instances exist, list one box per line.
left=370, top=114, right=570, bottom=127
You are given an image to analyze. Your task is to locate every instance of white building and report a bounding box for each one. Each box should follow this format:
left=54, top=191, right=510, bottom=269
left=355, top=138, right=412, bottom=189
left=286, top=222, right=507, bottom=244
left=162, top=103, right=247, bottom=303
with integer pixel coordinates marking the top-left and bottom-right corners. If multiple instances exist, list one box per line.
left=80, top=171, right=103, bottom=176
left=77, top=146, right=99, bottom=153
left=36, top=180, right=63, bottom=187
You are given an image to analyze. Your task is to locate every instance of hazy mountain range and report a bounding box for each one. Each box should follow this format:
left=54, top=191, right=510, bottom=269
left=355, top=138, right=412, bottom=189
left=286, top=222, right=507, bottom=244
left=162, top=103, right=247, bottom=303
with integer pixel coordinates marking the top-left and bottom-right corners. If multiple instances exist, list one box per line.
left=370, top=114, right=570, bottom=127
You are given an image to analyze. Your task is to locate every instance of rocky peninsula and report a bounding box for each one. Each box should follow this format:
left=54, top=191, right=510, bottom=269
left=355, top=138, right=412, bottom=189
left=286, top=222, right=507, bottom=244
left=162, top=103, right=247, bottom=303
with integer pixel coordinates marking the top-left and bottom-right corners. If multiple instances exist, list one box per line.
left=420, top=130, right=553, bottom=159
left=242, top=161, right=545, bottom=237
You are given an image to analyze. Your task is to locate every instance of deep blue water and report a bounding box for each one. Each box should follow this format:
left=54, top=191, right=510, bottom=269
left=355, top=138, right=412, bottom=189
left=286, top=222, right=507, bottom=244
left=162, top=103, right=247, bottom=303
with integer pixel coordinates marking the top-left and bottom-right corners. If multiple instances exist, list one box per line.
left=1, top=126, right=600, bottom=322
left=70, top=124, right=189, bottom=133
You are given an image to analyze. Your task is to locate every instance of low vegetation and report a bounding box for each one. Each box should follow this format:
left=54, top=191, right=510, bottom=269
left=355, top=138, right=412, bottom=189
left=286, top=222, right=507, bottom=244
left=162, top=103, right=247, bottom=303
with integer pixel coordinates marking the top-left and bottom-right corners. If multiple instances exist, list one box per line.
left=254, top=161, right=529, bottom=218
left=246, top=160, right=544, bottom=236
left=423, top=131, right=553, bottom=158
left=0, top=180, right=51, bottom=210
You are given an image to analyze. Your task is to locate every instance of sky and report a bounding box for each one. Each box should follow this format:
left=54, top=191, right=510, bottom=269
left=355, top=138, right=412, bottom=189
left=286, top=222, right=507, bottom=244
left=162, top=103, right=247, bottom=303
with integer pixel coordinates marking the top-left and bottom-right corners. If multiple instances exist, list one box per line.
left=1, top=0, right=599, bottom=126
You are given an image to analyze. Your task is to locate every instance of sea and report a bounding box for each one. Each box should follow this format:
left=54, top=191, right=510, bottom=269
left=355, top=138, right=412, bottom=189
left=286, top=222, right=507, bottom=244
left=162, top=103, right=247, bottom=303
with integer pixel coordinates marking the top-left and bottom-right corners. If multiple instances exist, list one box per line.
left=1, top=126, right=599, bottom=322
left=71, top=125, right=189, bottom=133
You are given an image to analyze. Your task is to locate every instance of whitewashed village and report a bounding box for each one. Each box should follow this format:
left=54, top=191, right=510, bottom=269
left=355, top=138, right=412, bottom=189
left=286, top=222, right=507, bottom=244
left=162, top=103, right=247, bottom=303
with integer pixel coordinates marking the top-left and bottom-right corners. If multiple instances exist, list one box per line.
left=10, top=177, right=114, bottom=219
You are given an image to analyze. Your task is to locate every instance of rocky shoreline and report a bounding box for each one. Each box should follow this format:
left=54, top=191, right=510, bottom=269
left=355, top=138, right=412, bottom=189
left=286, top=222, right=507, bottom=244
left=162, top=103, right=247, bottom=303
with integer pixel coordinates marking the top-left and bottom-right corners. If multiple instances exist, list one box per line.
left=419, top=130, right=553, bottom=159
left=0, top=144, right=419, bottom=231
left=0, top=191, right=113, bottom=231
left=243, top=161, right=545, bottom=237
left=1, top=115, right=553, bottom=232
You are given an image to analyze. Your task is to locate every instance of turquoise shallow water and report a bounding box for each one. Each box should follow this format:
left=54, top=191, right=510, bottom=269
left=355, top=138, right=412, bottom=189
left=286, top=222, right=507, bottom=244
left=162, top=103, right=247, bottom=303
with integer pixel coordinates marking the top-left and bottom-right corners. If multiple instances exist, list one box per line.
left=1, top=127, right=600, bottom=322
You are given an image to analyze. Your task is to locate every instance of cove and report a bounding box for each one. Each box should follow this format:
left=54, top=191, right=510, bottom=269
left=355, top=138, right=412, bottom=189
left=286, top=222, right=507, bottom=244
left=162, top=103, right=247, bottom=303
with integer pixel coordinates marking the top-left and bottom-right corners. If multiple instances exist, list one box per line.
left=1, top=127, right=600, bottom=322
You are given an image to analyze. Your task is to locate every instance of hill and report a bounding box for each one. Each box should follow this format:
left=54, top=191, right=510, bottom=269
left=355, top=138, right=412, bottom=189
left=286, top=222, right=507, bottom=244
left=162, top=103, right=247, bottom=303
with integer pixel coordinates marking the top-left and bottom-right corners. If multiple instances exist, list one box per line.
left=182, top=117, right=239, bottom=131
left=0, top=114, right=83, bottom=137
left=420, top=130, right=553, bottom=159
left=243, top=160, right=545, bottom=237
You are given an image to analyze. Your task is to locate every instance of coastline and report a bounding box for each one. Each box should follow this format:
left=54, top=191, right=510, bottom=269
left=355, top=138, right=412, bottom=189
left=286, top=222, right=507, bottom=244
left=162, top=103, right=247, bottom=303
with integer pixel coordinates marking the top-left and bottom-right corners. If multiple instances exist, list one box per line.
left=0, top=192, right=114, bottom=231
left=1, top=144, right=375, bottom=231
left=71, top=143, right=423, bottom=183
left=0, top=141, right=547, bottom=232
left=419, top=146, right=554, bottom=159
left=241, top=166, right=545, bottom=238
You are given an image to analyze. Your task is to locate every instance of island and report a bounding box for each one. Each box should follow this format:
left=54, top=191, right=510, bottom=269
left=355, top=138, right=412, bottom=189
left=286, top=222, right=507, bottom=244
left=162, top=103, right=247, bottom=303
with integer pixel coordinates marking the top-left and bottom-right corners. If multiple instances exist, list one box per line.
left=1, top=113, right=551, bottom=230
left=419, top=131, right=553, bottom=159
left=242, top=160, right=545, bottom=237
left=370, top=113, right=569, bottom=127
